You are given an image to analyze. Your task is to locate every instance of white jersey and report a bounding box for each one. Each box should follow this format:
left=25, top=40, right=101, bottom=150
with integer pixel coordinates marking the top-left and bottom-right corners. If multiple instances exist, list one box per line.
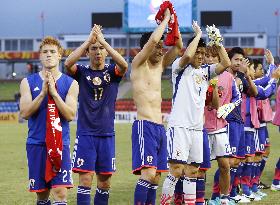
left=168, top=58, right=217, bottom=130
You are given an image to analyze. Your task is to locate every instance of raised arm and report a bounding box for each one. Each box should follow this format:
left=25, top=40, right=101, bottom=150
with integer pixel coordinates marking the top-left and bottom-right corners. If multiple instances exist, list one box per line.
left=20, top=76, right=48, bottom=119
left=47, top=72, right=79, bottom=121
left=179, top=21, right=202, bottom=68
left=94, top=25, right=128, bottom=75
left=132, top=9, right=171, bottom=68
left=162, top=28, right=183, bottom=69
left=64, top=26, right=97, bottom=75
left=214, top=45, right=231, bottom=74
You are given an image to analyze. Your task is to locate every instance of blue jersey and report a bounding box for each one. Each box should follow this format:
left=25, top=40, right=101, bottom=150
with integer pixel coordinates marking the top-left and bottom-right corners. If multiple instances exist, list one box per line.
left=26, top=73, right=74, bottom=145
left=226, top=72, right=249, bottom=123
left=73, top=64, right=122, bottom=136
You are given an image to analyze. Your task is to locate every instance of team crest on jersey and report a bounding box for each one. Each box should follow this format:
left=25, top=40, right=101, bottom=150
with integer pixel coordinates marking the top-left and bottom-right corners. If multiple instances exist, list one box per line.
left=77, top=158, right=84, bottom=167
left=29, top=179, right=35, bottom=188
left=147, top=156, right=153, bottom=164
left=92, top=77, right=102, bottom=85
left=104, top=73, right=111, bottom=83
left=194, top=75, right=203, bottom=84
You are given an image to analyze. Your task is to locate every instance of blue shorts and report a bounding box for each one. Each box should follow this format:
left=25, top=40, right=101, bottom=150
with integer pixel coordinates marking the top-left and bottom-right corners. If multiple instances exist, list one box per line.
left=200, top=128, right=211, bottom=170
left=131, top=120, right=168, bottom=175
left=258, top=124, right=270, bottom=147
left=72, top=135, right=116, bottom=174
left=26, top=144, right=73, bottom=192
left=244, top=128, right=256, bottom=156
left=228, top=121, right=245, bottom=158
left=256, top=126, right=266, bottom=152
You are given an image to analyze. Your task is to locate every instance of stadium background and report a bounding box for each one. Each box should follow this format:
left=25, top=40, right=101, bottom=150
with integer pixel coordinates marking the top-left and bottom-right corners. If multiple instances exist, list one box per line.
left=0, top=0, right=279, bottom=204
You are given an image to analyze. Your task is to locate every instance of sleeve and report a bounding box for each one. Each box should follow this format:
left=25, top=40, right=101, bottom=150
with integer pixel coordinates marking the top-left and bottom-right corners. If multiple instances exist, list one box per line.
left=256, top=79, right=278, bottom=100
left=266, top=64, right=277, bottom=78
left=71, top=64, right=85, bottom=82
left=231, top=78, right=242, bottom=106
left=253, top=76, right=270, bottom=87
left=172, top=58, right=185, bottom=74
left=108, top=64, right=123, bottom=83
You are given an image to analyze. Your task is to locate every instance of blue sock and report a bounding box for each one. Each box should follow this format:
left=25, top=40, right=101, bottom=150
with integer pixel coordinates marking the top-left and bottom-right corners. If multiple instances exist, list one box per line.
left=37, top=199, right=51, bottom=205
left=241, top=163, right=252, bottom=196
left=252, top=183, right=258, bottom=193
left=94, top=188, right=109, bottom=205
left=146, top=184, right=158, bottom=205
left=134, top=179, right=151, bottom=205
left=77, top=186, right=91, bottom=205
left=211, top=169, right=220, bottom=200
left=196, top=177, right=205, bottom=204
left=174, top=177, right=184, bottom=203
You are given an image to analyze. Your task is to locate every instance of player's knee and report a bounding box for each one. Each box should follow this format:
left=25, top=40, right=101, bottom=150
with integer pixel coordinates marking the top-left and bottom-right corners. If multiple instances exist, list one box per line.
left=97, top=180, right=111, bottom=190
left=140, top=168, right=157, bottom=182
left=52, top=187, right=67, bottom=201
left=79, top=173, right=93, bottom=187
left=169, top=163, right=184, bottom=178
left=184, top=165, right=199, bottom=178
left=36, top=190, right=50, bottom=201
left=265, top=147, right=270, bottom=157
left=197, top=169, right=206, bottom=178
left=219, top=162, right=230, bottom=174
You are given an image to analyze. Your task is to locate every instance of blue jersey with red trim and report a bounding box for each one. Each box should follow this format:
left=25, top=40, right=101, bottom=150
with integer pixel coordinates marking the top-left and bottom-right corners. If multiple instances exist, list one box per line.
left=26, top=73, right=73, bottom=145
left=73, top=64, right=122, bottom=136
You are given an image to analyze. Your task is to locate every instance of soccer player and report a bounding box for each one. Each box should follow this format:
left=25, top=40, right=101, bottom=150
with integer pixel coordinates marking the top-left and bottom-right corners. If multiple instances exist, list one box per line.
left=20, top=36, right=79, bottom=205
left=130, top=7, right=183, bottom=205
left=161, top=21, right=230, bottom=205
left=64, top=25, right=128, bottom=205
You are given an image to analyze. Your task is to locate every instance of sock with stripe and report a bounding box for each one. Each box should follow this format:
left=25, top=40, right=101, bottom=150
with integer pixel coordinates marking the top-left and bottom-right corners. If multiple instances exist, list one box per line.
left=196, top=177, right=205, bottom=205
left=94, top=187, right=109, bottom=205
left=241, top=162, right=252, bottom=196
left=211, top=169, right=220, bottom=200
left=183, top=177, right=196, bottom=205
left=161, top=174, right=178, bottom=204
left=77, top=186, right=91, bottom=205
left=52, top=202, right=67, bottom=205
left=146, top=184, right=158, bottom=205
left=134, top=179, right=151, bottom=205
left=260, top=156, right=268, bottom=174
left=174, top=177, right=184, bottom=205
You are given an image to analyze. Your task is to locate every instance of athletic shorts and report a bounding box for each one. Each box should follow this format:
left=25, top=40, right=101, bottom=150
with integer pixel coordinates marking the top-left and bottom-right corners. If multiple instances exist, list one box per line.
left=258, top=123, right=270, bottom=147
left=132, top=120, right=168, bottom=175
left=244, top=127, right=256, bottom=156
left=167, top=126, right=203, bottom=164
left=26, top=144, right=73, bottom=192
left=228, top=121, right=246, bottom=158
left=200, top=128, right=211, bottom=170
left=208, top=127, right=232, bottom=160
left=72, top=135, right=116, bottom=175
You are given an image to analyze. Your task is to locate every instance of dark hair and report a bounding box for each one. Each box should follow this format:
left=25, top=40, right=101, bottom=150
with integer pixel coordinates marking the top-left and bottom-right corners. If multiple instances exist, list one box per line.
left=252, top=59, right=262, bottom=70
left=139, top=32, right=164, bottom=49
left=187, top=36, right=206, bottom=47
left=227, top=47, right=245, bottom=60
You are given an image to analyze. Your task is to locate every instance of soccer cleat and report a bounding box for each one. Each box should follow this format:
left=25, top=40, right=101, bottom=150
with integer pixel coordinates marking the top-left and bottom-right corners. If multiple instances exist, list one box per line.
left=242, top=193, right=255, bottom=201
left=207, top=197, right=220, bottom=205
left=252, top=192, right=262, bottom=201
left=258, top=181, right=270, bottom=189
left=255, top=190, right=267, bottom=197
left=237, top=195, right=251, bottom=203
left=271, top=184, right=280, bottom=191
left=229, top=195, right=242, bottom=203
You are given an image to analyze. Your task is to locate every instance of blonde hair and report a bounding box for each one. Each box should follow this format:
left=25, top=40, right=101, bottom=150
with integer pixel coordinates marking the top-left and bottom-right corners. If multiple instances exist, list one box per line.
left=206, top=46, right=219, bottom=59
left=39, top=36, right=64, bottom=55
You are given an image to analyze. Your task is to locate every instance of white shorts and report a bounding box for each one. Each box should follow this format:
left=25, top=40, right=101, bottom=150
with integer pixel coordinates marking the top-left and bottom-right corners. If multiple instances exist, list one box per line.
left=208, top=127, right=232, bottom=160
left=167, top=126, right=203, bottom=164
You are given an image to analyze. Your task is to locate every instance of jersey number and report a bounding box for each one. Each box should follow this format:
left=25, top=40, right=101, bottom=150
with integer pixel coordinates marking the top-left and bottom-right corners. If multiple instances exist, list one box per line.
left=94, top=88, right=104, bottom=100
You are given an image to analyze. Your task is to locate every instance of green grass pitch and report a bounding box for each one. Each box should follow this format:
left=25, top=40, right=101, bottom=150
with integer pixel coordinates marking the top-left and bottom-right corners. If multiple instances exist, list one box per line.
left=0, top=123, right=279, bottom=204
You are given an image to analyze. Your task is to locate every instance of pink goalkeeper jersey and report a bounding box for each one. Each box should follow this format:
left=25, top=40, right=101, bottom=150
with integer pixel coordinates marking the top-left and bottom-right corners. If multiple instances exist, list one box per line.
left=241, top=94, right=260, bottom=128
left=273, top=86, right=280, bottom=126
left=204, top=71, right=234, bottom=132
left=257, top=99, right=273, bottom=122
